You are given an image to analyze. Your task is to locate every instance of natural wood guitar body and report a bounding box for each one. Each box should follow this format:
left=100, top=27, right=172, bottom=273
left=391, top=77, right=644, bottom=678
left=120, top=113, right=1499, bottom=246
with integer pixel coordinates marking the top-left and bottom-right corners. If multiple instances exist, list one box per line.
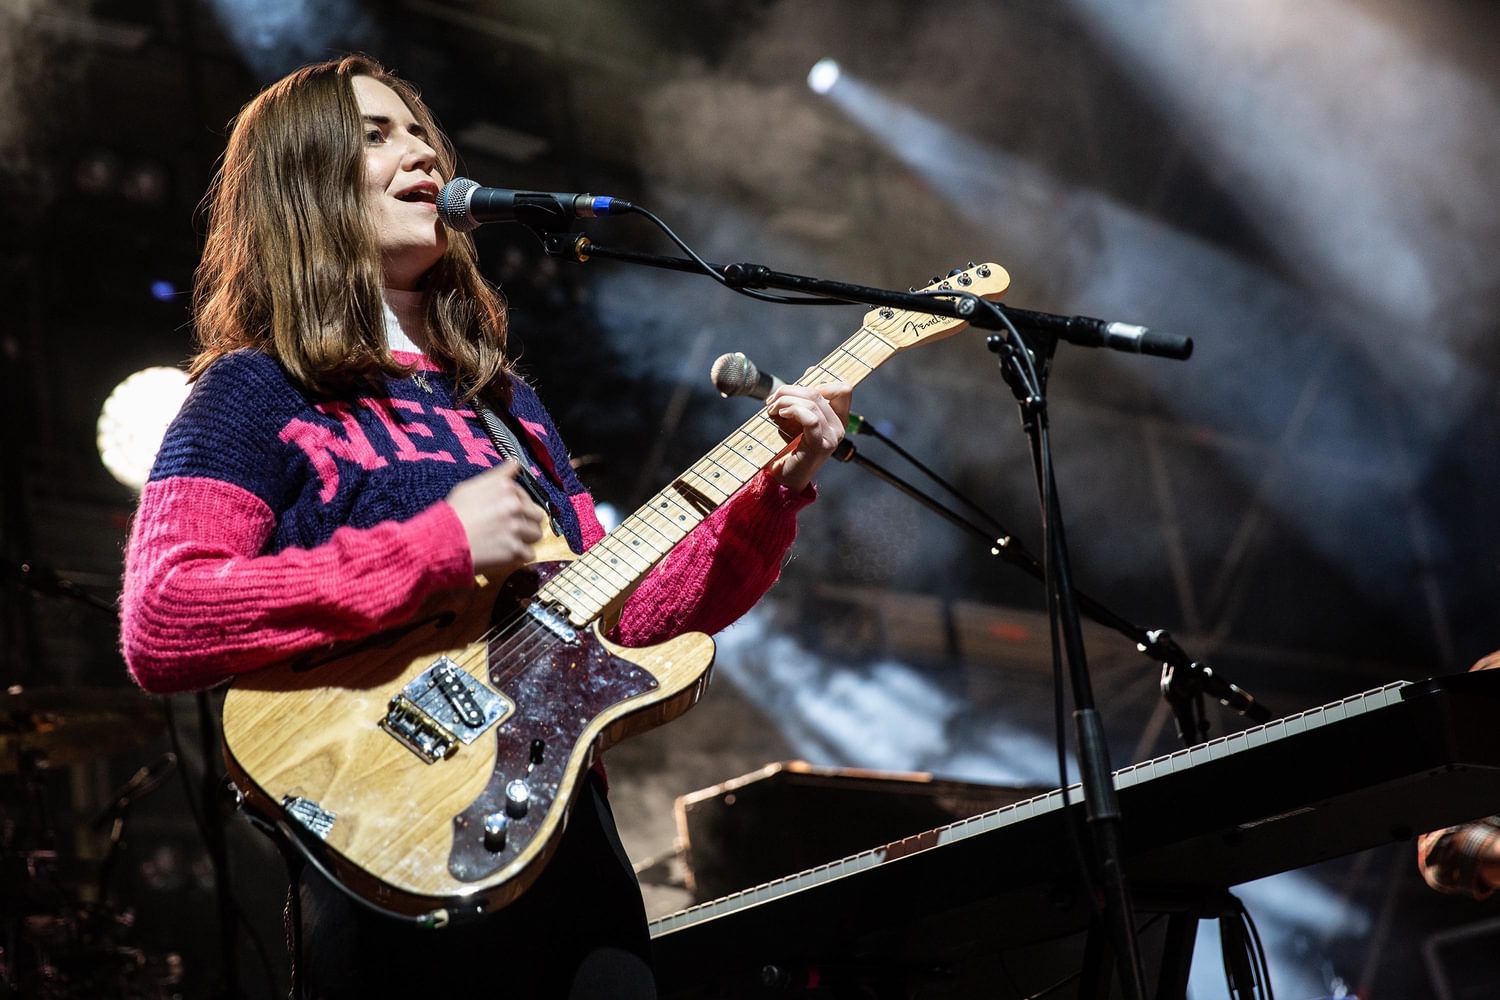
left=221, top=530, right=715, bottom=922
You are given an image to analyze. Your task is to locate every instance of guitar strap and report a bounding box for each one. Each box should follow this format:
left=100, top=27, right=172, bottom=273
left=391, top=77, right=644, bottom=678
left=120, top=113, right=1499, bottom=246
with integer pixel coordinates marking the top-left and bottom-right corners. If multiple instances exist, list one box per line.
left=473, top=399, right=565, bottom=538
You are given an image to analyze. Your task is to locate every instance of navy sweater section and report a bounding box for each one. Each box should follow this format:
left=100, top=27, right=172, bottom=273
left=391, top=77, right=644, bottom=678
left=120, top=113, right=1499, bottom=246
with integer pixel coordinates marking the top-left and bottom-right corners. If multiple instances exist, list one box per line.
left=149, top=349, right=587, bottom=556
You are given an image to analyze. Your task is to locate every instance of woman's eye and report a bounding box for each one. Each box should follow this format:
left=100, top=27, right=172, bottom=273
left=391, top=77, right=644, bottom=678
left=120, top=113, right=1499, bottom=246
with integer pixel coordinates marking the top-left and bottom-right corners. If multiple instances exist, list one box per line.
left=365, top=129, right=383, bottom=143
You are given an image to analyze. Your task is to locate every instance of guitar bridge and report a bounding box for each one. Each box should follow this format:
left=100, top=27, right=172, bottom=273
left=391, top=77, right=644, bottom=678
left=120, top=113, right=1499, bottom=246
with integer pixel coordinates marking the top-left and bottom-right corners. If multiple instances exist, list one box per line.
left=380, top=657, right=510, bottom=764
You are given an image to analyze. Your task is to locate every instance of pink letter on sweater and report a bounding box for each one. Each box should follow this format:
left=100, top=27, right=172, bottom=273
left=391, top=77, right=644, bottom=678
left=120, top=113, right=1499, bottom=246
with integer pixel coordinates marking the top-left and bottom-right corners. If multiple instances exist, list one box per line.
left=432, top=407, right=503, bottom=468
left=366, top=398, right=457, bottom=465
left=280, top=403, right=390, bottom=502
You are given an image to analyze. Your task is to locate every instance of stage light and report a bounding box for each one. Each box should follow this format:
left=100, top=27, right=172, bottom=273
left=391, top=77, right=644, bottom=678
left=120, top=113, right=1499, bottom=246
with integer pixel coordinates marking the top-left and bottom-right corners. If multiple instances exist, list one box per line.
left=97, top=367, right=191, bottom=491
left=149, top=280, right=176, bottom=302
left=75, top=150, right=120, bottom=195
left=208, top=0, right=376, bottom=81
left=594, top=502, right=621, bottom=533
left=120, top=162, right=168, bottom=206
left=807, top=58, right=841, bottom=95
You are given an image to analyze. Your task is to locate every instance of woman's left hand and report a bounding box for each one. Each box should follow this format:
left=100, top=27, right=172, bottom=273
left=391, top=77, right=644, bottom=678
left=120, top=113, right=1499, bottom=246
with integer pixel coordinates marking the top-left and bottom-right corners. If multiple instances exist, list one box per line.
left=765, top=378, right=853, bottom=493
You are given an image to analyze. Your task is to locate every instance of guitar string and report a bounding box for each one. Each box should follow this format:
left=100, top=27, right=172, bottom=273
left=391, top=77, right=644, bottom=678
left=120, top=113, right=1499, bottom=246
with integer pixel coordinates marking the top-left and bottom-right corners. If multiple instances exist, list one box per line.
left=429, top=287, right=965, bottom=704
left=442, top=360, right=877, bottom=690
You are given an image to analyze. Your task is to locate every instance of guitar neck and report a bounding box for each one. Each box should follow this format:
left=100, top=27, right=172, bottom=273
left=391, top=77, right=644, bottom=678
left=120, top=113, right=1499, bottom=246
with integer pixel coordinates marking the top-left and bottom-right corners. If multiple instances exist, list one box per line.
left=538, top=261, right=1008, bottom=627
left=540, top=329, right=896, bottom=626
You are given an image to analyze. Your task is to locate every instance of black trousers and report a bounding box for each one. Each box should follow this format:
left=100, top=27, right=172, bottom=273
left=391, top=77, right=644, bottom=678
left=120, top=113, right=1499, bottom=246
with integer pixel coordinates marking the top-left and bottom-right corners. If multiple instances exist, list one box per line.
left=295, top=773, right=657, bottom=998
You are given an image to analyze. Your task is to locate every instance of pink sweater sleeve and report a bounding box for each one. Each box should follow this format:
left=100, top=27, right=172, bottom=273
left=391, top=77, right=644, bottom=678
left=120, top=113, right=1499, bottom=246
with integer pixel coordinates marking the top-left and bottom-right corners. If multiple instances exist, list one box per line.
left=576, top=471, right=814, bottom=648
left=120, top=476, right=474, bottom=694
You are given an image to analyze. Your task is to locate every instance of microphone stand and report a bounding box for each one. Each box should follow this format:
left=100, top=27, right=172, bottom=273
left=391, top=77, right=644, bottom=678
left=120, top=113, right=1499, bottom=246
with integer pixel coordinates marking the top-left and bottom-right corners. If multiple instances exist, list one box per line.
left=535, top=229, right=1196, bottom=999
left=828, top=437, right=1268, bottom=735
left=987, top=326, right=1149, bottom=999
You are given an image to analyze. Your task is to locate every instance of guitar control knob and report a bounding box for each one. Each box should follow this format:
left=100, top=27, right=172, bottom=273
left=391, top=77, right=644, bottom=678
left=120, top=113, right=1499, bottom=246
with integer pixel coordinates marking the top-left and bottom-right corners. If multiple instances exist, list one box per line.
left=505, top=780, right=531, bottom=818
left=482, top=812, right=508, bottom=852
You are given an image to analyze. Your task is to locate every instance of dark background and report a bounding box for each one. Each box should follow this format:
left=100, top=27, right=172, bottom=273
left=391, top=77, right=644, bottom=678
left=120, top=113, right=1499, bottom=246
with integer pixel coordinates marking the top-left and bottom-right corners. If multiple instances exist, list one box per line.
left=3, top=1, right=1498, bottom=997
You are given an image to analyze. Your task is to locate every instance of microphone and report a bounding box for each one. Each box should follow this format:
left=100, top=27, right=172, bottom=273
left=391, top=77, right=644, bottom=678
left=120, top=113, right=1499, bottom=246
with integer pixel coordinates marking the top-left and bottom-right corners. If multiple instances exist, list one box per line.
left=436, top=177, right=631, bottom=233
left=711, top=352, right=874, bottom=438
left=710, top=352, right=783, bottom=400
left=1000, top=305, right=1193, bottom=360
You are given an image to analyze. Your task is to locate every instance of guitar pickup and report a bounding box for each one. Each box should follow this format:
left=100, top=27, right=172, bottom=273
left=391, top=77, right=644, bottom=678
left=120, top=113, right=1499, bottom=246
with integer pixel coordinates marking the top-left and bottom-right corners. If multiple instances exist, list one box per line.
left=527, top=601, right=578, bottom=643
left=380, top=657, right=510, bottom=764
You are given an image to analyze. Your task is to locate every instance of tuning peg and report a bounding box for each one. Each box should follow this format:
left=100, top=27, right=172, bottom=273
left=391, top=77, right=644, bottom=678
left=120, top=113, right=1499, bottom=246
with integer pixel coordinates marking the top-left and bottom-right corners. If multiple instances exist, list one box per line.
left=928, top=276, right=943, bottom=286
left=947, top=267, right=964, bottom=277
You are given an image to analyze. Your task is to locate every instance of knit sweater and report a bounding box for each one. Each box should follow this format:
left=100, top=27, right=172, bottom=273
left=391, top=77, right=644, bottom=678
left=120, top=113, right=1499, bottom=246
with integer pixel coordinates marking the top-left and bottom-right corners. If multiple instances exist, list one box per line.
left=120, top=309, right=811, bottom=694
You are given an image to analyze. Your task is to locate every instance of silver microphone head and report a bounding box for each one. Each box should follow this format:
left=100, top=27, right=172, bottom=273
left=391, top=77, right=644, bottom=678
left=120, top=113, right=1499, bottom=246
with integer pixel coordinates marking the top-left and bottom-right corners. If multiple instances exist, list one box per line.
left=710, top=351, right=759, bottom=398
left=436, top=177, right=481, bottom=232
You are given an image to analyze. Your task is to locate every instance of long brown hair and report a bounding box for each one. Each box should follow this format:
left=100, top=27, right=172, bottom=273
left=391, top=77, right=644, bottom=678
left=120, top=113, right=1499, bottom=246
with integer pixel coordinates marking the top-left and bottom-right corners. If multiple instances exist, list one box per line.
left=190, top=55, right=510, bottom=401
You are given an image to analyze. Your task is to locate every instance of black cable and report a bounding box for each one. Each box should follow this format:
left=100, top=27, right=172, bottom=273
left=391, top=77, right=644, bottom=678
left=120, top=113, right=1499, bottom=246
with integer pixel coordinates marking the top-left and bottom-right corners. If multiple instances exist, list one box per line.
left=935, top=289, right=1042, bottom=398
left=1244, top=903, right=1275, bottom=999
left=619, top=204, right=851, bottom=305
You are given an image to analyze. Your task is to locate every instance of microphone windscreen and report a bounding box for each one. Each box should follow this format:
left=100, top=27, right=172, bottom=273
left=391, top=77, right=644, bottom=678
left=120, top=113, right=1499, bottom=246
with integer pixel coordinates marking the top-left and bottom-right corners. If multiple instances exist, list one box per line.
left=710, top=352, right=758, bottom=398
left=436, top=177, right=481, bottom=232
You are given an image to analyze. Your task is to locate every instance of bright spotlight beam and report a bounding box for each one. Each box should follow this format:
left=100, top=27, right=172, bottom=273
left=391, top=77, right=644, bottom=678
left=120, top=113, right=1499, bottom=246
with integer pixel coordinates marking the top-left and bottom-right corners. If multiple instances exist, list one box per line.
left=807, top=58, right=841, bottom=95
left=97, top=367, right=191, bottom=491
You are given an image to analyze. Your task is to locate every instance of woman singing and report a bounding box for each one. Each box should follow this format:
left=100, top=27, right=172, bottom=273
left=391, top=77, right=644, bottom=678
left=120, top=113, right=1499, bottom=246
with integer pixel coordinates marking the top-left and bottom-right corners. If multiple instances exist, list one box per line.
left=120, top=54, right=848, bottom=998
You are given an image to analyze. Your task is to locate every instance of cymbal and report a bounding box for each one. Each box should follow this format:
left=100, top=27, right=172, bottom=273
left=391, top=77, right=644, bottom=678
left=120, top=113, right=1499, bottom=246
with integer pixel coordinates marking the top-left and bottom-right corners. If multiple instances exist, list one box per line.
left=1, top=686, right=162, bottom=773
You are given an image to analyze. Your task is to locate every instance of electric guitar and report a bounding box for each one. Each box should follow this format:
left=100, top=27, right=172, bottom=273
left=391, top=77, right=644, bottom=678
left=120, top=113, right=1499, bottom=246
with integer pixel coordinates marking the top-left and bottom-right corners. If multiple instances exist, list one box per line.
left=220, top=262, right=1010, bottom=925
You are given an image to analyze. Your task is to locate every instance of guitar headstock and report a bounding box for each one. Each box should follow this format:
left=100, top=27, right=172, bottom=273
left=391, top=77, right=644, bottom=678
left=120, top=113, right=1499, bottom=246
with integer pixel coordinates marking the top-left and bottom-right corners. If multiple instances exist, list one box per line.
left=864, top=262, right=1010, bottom=351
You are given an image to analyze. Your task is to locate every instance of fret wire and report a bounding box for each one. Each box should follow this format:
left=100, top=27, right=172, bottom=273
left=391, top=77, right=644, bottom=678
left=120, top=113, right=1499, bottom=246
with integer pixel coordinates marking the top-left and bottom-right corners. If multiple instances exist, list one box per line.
left=847, top=330, right=897, bottom=359
left=678, top=452, right=747, bottom=493
left=750, top=424, right=790, bottom=451
left=549, top=562, right=614, bottom=608
left=801, top=364, right=843, bottom=386
left=630, top=509, right=688, bottom=549
left=678, top=468, right=734, bottom=503
left=587, top=536, right=653, bottom=578
left=651, top=487, right=706, bottom=522
left=703, top=449, right=759, bottom=484
left=834, top=341, right=882, bottom=371
left=687, top=466, right=737, bottom=499
left=650, top=491, right=707, bottom=531
left=828, top=350, right=882, bottom=377
left=618, top=512, right=679, bottom=552
left=571, top=549, right=634, bottom=592
left=840, top=338, right=882, bottom=365
left=610, top=522, right=670, bottom=564
left=545, top=575, right=608, bottom=616
left=821, top=357, right=871, bottom=381
left=724, top=429, right=782, bottom=465
left=635, top=509, right=695, bottom=549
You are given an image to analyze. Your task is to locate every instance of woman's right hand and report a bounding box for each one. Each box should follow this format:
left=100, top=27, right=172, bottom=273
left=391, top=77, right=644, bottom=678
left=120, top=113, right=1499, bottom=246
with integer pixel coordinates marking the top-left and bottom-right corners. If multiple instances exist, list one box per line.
left=445, top=460, right=546, bottom=576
